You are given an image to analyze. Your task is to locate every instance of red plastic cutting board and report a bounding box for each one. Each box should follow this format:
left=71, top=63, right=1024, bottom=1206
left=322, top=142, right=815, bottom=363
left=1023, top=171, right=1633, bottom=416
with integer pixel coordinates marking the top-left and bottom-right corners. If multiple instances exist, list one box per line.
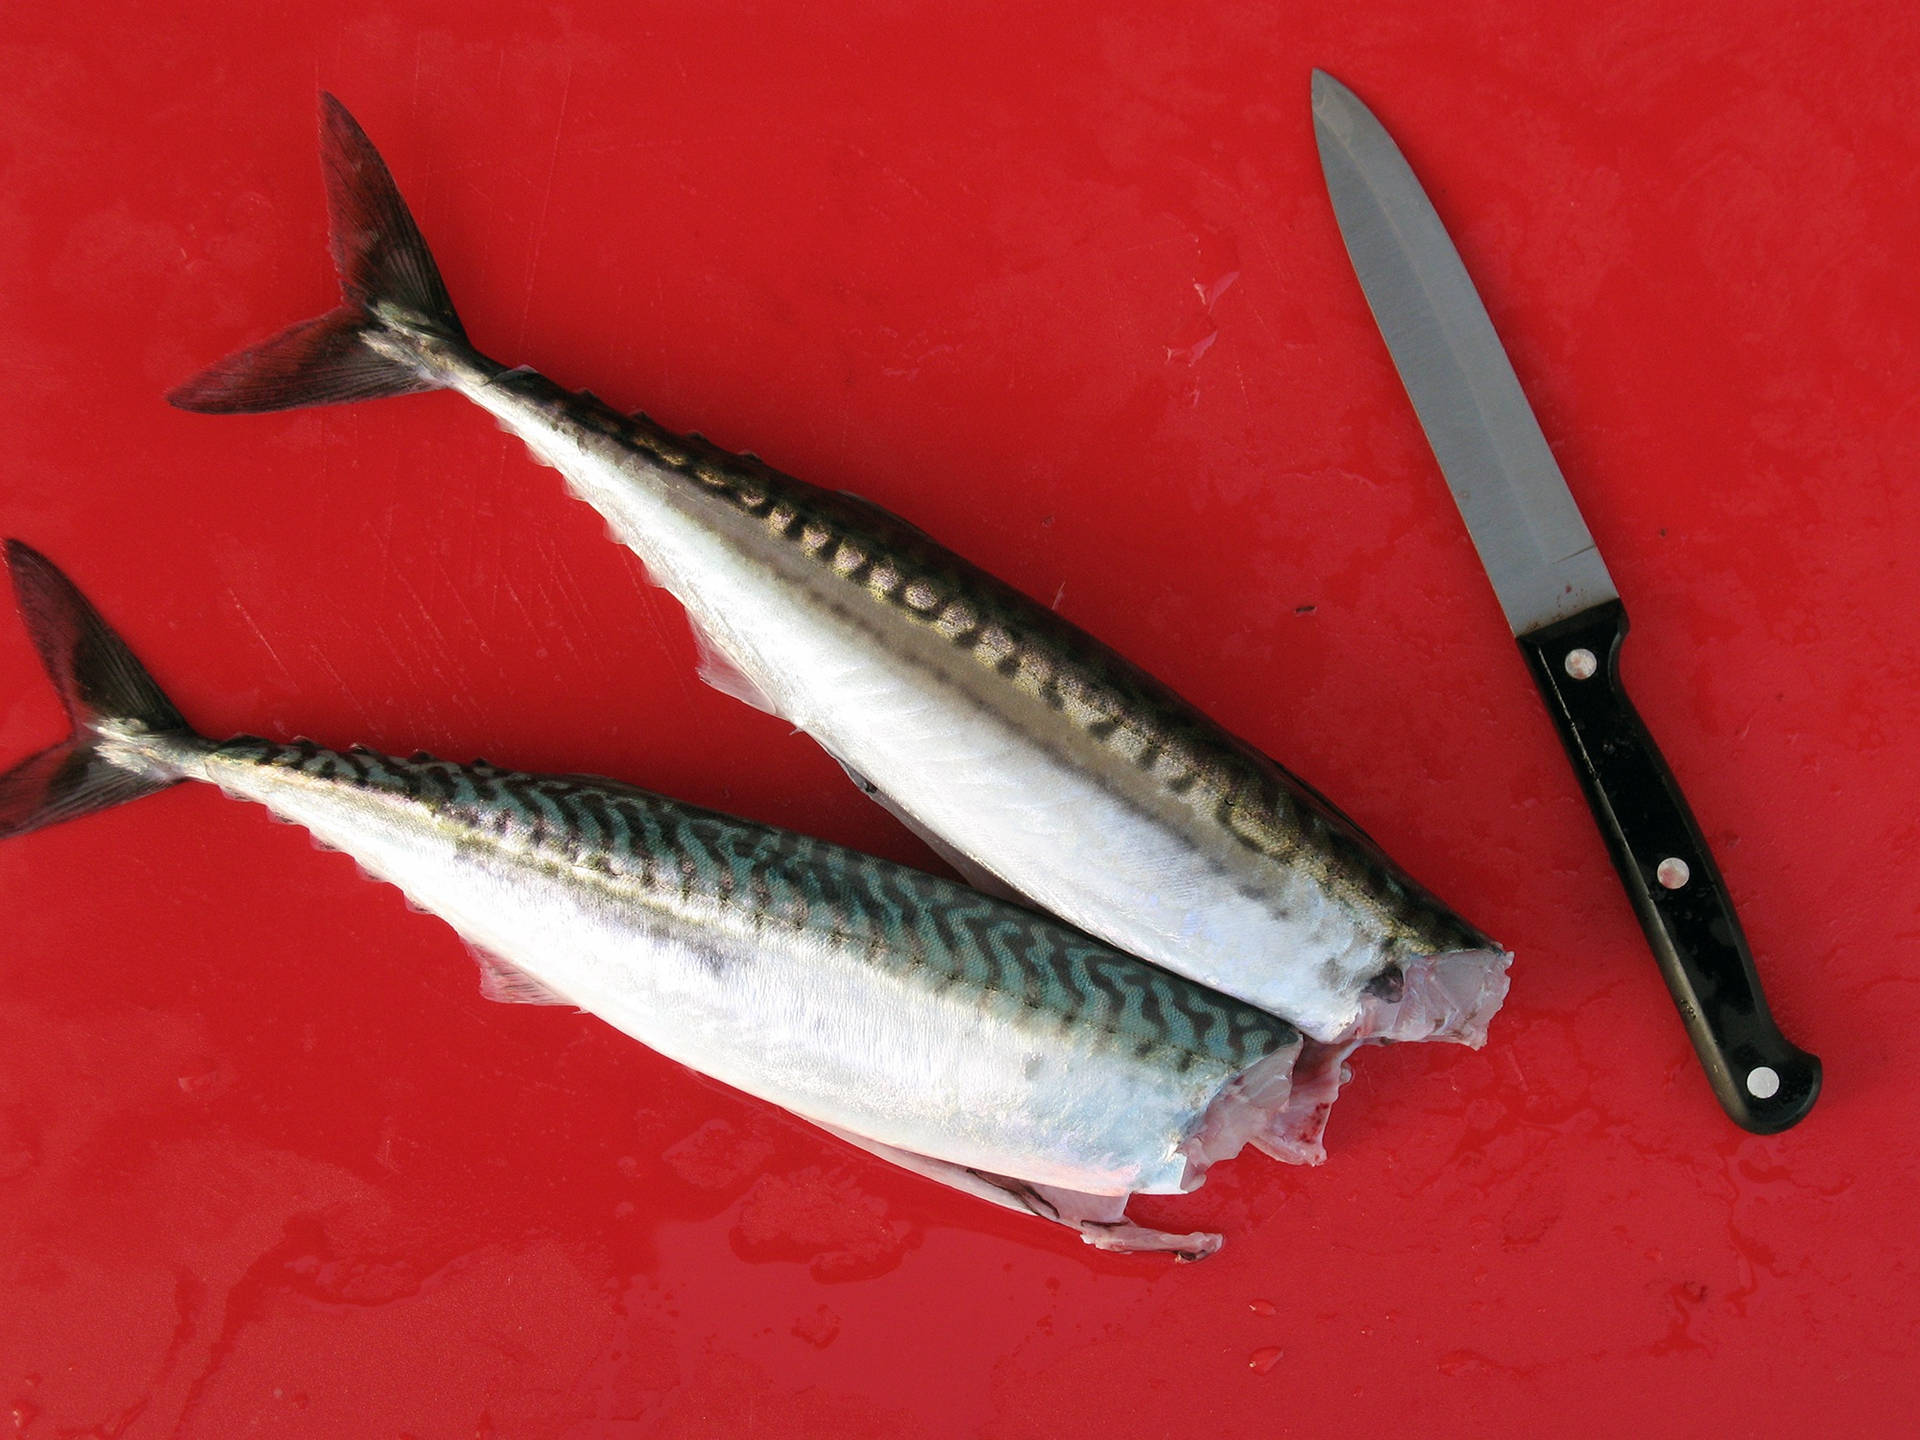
left=3, top=3, right=1915, bottom=1436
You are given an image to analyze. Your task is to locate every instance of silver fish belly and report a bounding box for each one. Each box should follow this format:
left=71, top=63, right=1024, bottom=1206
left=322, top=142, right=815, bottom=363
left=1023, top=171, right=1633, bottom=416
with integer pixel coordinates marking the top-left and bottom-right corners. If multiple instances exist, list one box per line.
left=167, top=96, right=1511, bottom=1046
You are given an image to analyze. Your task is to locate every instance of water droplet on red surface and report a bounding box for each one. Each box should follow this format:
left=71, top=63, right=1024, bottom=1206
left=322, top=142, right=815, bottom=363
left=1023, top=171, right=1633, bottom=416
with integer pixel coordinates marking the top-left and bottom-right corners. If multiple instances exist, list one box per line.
left=664, top=1118, right=778, bottom=1193
left=1248, top=1297, right=1277, bottom=1316
left=1247, top=1346, right=1283, bottom=1374
left=792, top=1304, right=842, bottom=1348
left=730, top=1166, right=918, bottom=1282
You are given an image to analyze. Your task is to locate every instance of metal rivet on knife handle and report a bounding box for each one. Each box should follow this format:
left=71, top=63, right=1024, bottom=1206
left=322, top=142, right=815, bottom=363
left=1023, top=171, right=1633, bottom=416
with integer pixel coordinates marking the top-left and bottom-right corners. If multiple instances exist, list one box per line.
left=1656, top=858, right=1691, bottom=890
left=1564, top=648, right=1598, bottom=680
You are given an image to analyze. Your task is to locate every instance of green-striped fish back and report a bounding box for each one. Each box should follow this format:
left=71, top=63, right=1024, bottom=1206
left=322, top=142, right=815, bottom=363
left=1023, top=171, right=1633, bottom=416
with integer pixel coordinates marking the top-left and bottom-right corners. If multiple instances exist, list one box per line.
left=216, top=736, right=1295, bottom=1074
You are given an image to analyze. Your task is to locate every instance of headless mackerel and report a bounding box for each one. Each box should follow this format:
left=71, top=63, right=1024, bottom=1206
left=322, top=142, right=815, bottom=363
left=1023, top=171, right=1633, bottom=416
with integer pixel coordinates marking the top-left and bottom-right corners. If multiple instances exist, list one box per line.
left=0, top=542, right=1326, bottom=1257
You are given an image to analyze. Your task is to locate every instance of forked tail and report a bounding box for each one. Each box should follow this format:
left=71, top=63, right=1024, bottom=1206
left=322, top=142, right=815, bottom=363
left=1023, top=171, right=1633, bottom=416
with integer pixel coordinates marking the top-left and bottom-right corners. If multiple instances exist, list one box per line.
left=0, top=542, right=195, bottom=839
left=168, top=94, right=467, bottom=413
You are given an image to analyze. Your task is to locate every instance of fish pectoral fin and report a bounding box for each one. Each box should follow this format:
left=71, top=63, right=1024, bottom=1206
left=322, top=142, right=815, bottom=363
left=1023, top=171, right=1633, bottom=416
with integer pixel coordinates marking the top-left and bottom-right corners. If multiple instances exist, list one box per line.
left=685, top=614, right=783, bottom=718
left=468, top=946, right=574, bottom=1007
left=814, top=1123, right=1223, bottom=1261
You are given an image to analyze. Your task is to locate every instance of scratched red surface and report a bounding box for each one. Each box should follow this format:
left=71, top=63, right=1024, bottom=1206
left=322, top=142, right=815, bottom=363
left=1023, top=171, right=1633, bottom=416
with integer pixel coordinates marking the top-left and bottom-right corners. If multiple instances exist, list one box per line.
left=3, top=3, right=1916, bottom=1436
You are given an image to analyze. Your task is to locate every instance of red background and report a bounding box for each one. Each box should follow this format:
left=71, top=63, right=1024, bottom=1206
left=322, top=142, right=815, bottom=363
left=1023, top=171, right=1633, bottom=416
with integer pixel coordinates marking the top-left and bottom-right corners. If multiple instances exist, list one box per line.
left=3, top=3, right=1915, bottom=1436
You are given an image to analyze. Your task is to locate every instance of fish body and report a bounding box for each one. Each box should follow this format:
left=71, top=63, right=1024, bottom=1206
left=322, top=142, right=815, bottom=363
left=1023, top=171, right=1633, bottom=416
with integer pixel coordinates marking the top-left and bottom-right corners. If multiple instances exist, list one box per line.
left=199, top=736, right=1289, bottom=1196
left=169, top=97, right=1510, bottom=1047
left=0, top=542, right=1315, bottom=1256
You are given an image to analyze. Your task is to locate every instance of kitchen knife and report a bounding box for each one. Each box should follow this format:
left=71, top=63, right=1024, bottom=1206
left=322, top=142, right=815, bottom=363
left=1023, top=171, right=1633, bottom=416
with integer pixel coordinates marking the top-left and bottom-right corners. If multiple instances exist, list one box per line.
left=1311, top=69, right=1819, bottom=1133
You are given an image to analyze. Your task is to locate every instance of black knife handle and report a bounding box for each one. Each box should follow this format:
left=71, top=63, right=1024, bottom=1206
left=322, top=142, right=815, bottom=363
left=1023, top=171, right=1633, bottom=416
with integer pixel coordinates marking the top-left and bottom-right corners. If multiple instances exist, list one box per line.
left=1517, top=601, right=1820, bottom=1133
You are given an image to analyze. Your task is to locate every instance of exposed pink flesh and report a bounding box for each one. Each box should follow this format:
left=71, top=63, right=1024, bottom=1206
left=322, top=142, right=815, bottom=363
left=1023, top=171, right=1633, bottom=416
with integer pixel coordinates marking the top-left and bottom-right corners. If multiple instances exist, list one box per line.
left=1352, top=946, right=1512, bottom=1046
left=1178, top=1042, right=1303, bottom=1186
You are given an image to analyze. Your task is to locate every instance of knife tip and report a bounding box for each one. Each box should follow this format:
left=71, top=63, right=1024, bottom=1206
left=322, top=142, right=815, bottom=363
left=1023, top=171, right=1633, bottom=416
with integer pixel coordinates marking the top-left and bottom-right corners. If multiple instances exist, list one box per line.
left=1310, top=68, right=1354, bottom=123
left=1311, top=70, right=1360, bottom=145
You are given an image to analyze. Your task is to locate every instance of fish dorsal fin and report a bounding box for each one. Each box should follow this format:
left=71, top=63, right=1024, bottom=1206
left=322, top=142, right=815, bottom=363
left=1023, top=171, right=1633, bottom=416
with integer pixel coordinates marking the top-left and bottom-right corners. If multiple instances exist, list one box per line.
left=687, top=613, right=782, bottom=717
left=836, top=490, right=933, bottom=542
left=469, top=946, right=573, bottom=1006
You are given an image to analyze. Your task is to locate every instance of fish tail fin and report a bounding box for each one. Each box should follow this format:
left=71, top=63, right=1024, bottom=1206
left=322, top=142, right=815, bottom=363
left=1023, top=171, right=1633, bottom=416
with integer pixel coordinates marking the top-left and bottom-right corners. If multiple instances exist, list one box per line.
left=0, top=541, right=195, bottom=840
left=168, top=93, right=468, bottom=414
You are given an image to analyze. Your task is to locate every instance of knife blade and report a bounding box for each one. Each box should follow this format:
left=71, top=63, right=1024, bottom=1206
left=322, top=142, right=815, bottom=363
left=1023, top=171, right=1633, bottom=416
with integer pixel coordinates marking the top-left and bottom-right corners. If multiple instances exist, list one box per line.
left=1311, top=69, right=1819, bottom=1133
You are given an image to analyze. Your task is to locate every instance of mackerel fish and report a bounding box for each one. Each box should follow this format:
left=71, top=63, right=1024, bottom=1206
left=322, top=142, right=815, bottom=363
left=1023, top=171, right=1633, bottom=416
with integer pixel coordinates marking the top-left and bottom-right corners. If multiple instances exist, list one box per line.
left=0, top=540, right=1345, bottom=1258
left=169, top=96, right=1510, bottom=1049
